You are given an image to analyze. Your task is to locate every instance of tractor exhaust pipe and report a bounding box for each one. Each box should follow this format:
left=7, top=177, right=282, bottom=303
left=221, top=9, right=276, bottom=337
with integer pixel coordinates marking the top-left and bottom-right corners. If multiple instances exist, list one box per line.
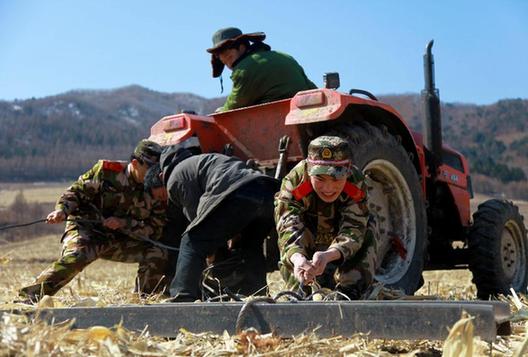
left=421, top=40, right=443, bottom=167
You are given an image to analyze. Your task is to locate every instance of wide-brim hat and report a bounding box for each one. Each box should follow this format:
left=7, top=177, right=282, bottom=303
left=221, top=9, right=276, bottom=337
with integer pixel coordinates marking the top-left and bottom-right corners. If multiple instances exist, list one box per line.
left=206, top=27, right=266, bottom=54
left=207, top=27, right=266, bottom=78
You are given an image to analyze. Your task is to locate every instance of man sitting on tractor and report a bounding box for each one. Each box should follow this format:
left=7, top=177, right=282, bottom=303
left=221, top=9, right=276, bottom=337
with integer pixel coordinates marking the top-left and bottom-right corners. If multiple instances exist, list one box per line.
left=275, top=136, right=378, bottom=299
left=207, top=27, right=317, bottom=112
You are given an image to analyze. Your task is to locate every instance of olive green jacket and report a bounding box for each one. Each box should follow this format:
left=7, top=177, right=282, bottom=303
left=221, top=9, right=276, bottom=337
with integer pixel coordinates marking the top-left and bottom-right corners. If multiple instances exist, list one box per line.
left=220, top=43, right=317, bottom=111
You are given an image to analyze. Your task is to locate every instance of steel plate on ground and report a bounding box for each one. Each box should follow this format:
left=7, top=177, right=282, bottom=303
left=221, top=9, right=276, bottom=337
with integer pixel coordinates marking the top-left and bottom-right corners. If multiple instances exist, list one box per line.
left=1, top=300, right=510, bottom=342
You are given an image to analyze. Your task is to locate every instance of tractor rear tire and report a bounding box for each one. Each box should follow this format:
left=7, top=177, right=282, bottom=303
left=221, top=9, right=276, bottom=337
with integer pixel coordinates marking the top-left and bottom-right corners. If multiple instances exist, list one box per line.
left=330, top=121, right=428, bottom=294
left=469, top=199, right=528, bottom=299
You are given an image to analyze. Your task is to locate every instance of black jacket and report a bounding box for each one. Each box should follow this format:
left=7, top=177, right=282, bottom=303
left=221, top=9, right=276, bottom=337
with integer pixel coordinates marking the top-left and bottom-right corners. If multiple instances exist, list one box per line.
left=160, top=149, right=277, bottom=232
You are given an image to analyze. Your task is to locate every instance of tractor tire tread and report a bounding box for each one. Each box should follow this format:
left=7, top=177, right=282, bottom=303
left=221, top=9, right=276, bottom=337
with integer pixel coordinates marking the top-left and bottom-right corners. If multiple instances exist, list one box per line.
left=469, top=199, right=527, bottom=299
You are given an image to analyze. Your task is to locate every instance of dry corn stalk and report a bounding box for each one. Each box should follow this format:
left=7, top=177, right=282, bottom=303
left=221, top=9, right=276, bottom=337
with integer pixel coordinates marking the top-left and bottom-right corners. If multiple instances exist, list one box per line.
left=512, top=321, right=528, bottom=357
left=442, top=311, right=474, bottom=357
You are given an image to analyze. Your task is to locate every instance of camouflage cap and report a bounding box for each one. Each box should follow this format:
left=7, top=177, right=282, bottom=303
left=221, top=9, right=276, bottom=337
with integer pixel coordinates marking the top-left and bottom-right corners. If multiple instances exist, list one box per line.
left=133, top=139, right=162, bottom=166
left=306, top=136, right=351, bottom=178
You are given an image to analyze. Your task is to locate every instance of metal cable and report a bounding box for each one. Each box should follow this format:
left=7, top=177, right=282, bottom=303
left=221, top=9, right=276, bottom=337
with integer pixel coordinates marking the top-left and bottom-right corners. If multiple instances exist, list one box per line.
left=206, top=293, right=246, bottom=303
left=272, top=290, right=304, bottom=301
left=223, top=287, right=244, bottom=302
left=305, top=288, right=331, bottom=301
left=235, top=297, right=276, bottom=334
left=234, top=287, right=357, bottom=333
left=0, top=219, right=47, bottom=231
left=0, top=217, right=179, bottom=252
left=323, top=291, right=352, bottom=301
left=200, top=254, right=244, bottom=300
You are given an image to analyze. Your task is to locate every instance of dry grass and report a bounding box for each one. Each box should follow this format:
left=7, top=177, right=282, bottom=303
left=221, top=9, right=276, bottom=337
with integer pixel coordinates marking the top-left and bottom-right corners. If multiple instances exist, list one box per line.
left=0, top=182, right=66, bottom=208
left=0, top=235, right=141, bottom=307
left=2, top=235, right=528, bottom=356
left=1, top=189, right=528, bottom=355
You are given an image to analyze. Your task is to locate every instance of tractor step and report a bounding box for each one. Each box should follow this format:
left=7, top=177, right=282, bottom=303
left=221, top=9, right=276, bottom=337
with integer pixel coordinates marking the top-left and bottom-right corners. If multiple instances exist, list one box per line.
left=2, top=300, right=510, bottom=342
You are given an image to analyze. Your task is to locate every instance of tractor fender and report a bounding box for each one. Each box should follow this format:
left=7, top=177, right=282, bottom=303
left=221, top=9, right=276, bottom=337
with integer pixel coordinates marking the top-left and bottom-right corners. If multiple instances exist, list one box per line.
left=286, top=89, right=427, bottom=195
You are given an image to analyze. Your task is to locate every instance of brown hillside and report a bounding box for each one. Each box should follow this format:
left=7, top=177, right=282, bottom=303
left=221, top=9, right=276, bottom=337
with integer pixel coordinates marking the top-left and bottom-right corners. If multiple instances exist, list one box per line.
left=380, top=95, right=528, bottom=198
left=0, top=87, right=526, bottom=198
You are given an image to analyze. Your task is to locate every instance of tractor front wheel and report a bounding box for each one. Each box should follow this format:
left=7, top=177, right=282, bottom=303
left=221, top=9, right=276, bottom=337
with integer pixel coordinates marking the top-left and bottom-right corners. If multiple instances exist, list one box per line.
left=469, top=199, right=528, bottom=299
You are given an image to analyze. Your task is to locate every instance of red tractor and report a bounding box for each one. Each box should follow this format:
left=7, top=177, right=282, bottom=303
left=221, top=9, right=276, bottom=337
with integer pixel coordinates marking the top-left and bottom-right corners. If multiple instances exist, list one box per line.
left=150, top=41, right=527, bottom=299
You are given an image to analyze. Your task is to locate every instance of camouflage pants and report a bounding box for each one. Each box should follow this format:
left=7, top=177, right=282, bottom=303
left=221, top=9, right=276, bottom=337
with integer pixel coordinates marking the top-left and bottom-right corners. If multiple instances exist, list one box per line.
left=19, top=223, right=170, bottom=300
left=279, top=217, right=378, bottom=299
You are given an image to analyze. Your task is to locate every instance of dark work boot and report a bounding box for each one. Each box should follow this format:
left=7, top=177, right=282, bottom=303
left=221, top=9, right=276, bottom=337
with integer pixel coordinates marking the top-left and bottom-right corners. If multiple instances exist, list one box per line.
left=164, top=294, right=197, bottom=303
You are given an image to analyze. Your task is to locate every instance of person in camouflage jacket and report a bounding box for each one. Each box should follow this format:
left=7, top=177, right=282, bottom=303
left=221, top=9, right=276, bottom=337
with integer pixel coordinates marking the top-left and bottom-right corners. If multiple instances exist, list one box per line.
left=275, top=136, right=378, bottom=299
left=19, top=140, right=170, bottom=302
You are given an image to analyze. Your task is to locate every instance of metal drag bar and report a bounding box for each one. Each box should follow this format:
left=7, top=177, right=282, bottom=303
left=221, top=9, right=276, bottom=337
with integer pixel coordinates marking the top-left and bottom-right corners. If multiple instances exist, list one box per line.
left=2, top=300, right=510, bottom=342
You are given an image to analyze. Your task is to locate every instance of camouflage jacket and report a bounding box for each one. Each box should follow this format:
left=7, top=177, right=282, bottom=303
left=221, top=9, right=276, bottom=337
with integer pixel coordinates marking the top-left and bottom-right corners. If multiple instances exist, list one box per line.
left=274, top=160, right=369, bottom=269
left=56, top=160, right=165, bottom=240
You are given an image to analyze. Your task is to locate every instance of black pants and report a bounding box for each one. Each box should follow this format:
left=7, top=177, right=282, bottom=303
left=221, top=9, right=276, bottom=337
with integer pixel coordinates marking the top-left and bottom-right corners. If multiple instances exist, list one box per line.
left=170, top=179, right=276, bottom=300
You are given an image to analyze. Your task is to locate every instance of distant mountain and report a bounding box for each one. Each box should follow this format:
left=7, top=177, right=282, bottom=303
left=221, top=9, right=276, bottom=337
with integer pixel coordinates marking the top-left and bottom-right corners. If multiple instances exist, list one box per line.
left=0, top=86, right=526, bottom=198
left=380, top=94, right=528, bottom=198
left=0, top=85, right=224, bottom=180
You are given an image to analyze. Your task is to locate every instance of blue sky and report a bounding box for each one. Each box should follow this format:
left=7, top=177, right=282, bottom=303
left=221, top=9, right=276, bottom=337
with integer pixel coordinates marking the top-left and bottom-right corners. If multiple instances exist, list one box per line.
left=1, top=0, right=526, bottom=104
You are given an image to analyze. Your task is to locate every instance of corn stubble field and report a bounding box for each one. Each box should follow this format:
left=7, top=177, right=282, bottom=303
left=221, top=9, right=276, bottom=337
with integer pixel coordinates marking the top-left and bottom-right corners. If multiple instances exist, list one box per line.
left=1, top=186, right=528, bottom=356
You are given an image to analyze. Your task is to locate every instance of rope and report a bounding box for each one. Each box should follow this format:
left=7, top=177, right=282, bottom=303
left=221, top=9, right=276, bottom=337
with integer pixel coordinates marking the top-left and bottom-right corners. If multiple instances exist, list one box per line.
left=0, top=217, right=179, bottom=252
left=0, top=219, right=47, bottom=231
